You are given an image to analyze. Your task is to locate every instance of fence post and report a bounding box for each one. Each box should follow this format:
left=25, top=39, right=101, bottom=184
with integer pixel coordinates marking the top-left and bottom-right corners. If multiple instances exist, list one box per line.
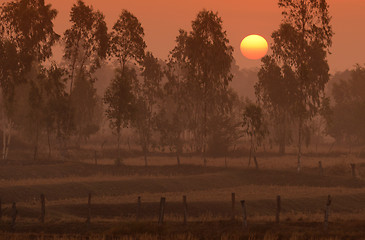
left=276, top=195, right=281, bottom=223
left=40, top=194, right=45, bottom=223
left=231, top=193, right=235, bottom=221
left=158, top=197, right=166, bottom=225
left=183, top=195, right=188, bottom=225
left=11, top=202, right=17, bottom=231
left=324, top=195, right=332, bottom=231
left=319, top=161, right=323, bottom=176
left=240, top=200, right=247, bottom=229
left=87, top=193, right=91, bottom=224
left=136, top=196, right=141, bottom=221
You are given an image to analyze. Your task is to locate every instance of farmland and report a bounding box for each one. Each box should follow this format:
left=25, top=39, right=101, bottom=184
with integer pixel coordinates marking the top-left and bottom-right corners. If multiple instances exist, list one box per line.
left=0, top=150, right=365, bottom=239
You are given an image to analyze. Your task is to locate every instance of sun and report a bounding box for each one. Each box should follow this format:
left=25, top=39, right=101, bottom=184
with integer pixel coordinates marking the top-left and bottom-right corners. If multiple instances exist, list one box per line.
left=240, top=35, right=268, bottom=60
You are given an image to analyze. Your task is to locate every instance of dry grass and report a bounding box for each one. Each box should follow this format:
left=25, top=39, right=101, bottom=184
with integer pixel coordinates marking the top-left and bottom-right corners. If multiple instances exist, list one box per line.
left=1, top=154, right=365, bottom=238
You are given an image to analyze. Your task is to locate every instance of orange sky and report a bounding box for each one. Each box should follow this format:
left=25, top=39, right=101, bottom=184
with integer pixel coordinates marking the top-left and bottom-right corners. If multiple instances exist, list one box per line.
left=42, top=0, right=365, bottom=72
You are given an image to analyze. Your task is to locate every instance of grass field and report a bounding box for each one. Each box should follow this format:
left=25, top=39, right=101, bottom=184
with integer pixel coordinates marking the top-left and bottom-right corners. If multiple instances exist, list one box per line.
left=0, top=153, right=365, bottom=239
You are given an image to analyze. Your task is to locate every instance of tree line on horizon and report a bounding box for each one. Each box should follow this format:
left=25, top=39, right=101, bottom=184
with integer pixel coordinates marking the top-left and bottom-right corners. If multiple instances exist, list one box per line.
left=0, top=0, right=364, bottom=169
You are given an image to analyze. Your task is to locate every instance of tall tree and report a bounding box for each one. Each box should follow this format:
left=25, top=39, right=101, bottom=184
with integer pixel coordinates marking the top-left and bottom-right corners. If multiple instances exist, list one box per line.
left=104, top=10, right=146, bottom=162
left=0, top=0, right=59, bottom=161
left=63, top=0, right=108, bottom=93
left=170, top=10, right=233, bottom=166
left=132, top=52, right=163, bottom=167
left=63, top=0, right=108, bottom=144
left=265, top=0, right=333, bottom=172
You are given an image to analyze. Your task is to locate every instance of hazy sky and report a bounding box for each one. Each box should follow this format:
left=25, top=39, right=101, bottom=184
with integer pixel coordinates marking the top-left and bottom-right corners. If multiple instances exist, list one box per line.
left=44, top=0, right=365, bottom=73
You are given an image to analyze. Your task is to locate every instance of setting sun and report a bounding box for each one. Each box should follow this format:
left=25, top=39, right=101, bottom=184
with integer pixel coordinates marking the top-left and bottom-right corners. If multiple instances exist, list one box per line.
left=240, top=34, right=268, bottom=60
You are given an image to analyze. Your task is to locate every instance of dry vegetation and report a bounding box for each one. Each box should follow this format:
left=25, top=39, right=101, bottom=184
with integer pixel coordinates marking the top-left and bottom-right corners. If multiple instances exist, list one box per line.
left=0, top=150, right=365, bottom=239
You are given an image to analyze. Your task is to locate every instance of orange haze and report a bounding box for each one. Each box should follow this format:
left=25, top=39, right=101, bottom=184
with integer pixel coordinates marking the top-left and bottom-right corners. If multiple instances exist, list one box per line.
left=27, top=0, right=365, bottom=72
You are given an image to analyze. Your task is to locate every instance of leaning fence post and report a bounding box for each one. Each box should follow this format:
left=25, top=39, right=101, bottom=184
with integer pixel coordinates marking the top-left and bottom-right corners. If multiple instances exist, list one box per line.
left=240, top=200, right=247, bottom=229
left=183, top=195, right=188, bottom=225
left=136, top=196, right=141, bottom=221
left=324, top=195, right=332, bottom=231
left=276, top=195, right=281, bottom=223
left=319, top=161, right=324, bottom=176
left=86, top=193, right=91, bottom=224
left=40, top=194, right=45, bottom=223
left=231, top=193, right=235, bottom=221
left=11, top=202, right=17, bottom=231
left=158, top=197, right=166, bottom=225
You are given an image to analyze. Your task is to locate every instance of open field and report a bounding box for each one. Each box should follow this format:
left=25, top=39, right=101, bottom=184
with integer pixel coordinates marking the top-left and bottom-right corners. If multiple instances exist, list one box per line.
left=0, top=154, right=365, bottom=239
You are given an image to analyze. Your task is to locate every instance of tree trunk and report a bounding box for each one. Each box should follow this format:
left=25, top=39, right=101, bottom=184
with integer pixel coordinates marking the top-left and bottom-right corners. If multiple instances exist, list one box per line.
left=297, top=117, right=303, bottom=172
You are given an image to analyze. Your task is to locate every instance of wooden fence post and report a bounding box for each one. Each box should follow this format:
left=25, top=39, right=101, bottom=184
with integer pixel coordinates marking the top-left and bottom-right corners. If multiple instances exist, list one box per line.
left=136, top=196, right=141, bottom=221
left=276, top=195, right=281, bottom=223
left=86, top=193, right=91, bottom=224
left=40, top=194, right=45, bottom=223
left=240, top=200, right=247, bottom=229
left=350, top=164, right=356, bottom=178
left=183, top=195, right=188, bottom=225
left=231, top=193, right=235, bottom=221
left=319, top=161, right=323, bottom=176
left=324, top=195, right=332, bottom=231
left=158, top=197, right=166, bottom=225
left=11, top=202, right=17, bottom=231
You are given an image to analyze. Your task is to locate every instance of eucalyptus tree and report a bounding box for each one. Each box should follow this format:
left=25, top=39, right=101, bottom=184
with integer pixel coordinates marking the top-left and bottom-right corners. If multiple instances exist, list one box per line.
left=63, top=0, right=108, bottom=93
left=132, top=52, right=163, bottom=167
left=63, top=0, right=108, bottom=143
left=258, top=0, right=333, bottom=171
left=0, top=0, right=59, bottom=161
left=170, top=10, right=233, bottom=166
left=104, top=10, right=146, bottom=162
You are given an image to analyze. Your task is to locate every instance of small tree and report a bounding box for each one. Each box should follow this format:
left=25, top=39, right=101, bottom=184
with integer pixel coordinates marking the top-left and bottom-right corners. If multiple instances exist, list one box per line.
left=104, top=67, right=136, bottom=163
left=242, top=103, right=268, bottom=168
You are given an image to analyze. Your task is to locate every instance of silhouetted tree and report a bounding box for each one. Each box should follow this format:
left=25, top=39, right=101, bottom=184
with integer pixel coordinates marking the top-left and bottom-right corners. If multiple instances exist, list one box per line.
left=104, top=67, right=136, bottom=163
left=242, top=103, right=268, bottom=168
left=132, top=52, right=163, bottom=167
left=63, top=0, right=108, bottom=93
left=105, top=10, right=146, bottom=163
left=256, top=56, right=296, bottom=154
left=170, top=10, right=233, bottom=166
left=63, top=0, right=108, bottom=144
left=328, top=65, right=365, bottom=147
left=268, top=0, right=333, bottom=172
left=0, top=0, right=59, bottom=161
